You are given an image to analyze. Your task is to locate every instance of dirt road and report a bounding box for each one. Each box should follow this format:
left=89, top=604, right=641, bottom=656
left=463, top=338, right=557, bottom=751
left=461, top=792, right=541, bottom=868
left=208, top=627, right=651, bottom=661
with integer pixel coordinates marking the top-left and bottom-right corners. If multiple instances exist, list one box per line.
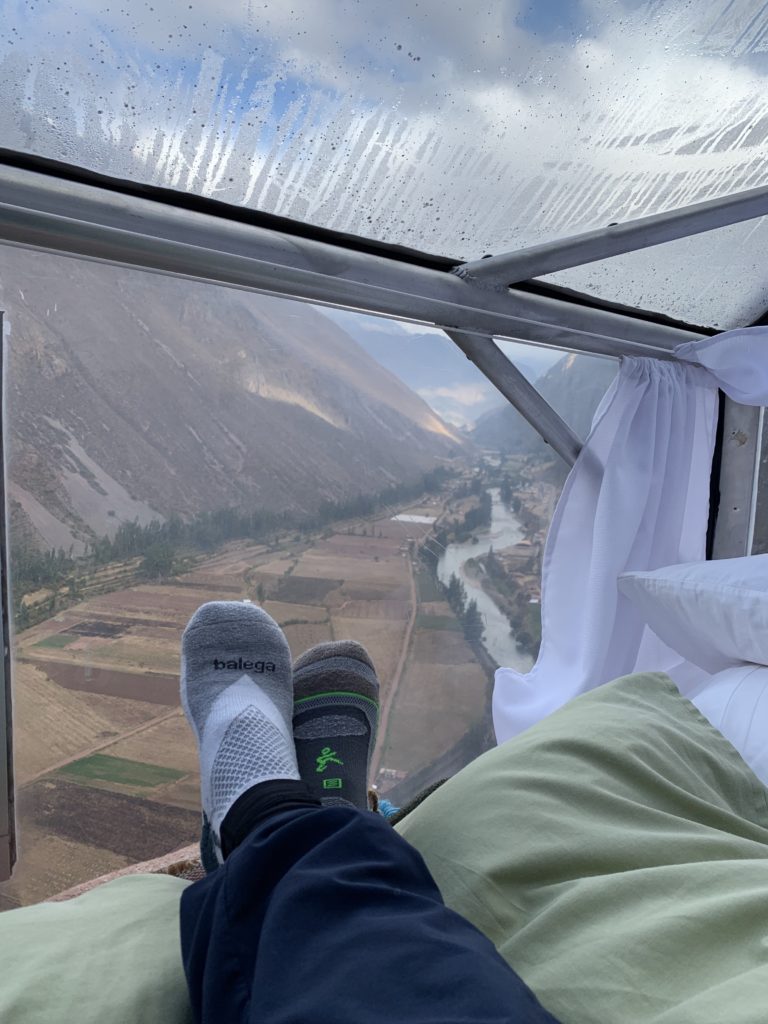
left=20, top=707, right=183, bottom=788
left=370, top=554, right=417, bottom=782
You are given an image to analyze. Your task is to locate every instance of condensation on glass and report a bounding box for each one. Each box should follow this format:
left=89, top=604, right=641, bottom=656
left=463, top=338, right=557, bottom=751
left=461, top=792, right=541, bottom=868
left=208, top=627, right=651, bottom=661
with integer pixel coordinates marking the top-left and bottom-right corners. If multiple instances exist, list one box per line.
left=545, top=222, right=768, bottom=331
left=3, top=1, right=768, bottom=327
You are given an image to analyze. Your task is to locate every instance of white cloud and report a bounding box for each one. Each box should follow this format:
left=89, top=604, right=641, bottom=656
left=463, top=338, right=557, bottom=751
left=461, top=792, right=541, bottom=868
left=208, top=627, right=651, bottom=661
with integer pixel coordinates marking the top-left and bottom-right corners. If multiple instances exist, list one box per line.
left=496, top=342, right=563, bottom=379
left=321, top=308, right=447, bottom=337
left=418, top=384, right=493, bottom=407
left=389, top=320, right=445, bottom=336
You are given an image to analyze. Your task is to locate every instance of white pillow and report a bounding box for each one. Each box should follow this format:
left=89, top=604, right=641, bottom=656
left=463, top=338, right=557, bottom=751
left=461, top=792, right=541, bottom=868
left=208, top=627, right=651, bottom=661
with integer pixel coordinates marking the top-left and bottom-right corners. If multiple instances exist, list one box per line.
left=618, top=555, right=768, bottom=673
left=689, top=663, right=768, bottom=789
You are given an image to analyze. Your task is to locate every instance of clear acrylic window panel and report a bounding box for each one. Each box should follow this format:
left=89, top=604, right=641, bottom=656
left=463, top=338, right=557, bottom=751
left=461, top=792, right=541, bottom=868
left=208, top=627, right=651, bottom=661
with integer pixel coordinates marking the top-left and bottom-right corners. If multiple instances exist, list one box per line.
left=493, top=341, right=618, bottom=456
left=0, top=245, right=579, bottom=904
left=546, top=220, right=768, bottom=332
left=5, top=2, right=768, bottom=327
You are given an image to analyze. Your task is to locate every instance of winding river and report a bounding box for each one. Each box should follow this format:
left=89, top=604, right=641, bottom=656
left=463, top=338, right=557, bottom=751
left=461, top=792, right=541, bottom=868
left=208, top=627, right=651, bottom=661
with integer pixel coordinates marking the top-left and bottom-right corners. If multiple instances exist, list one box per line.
left=437, top=489, right=534, bottom=674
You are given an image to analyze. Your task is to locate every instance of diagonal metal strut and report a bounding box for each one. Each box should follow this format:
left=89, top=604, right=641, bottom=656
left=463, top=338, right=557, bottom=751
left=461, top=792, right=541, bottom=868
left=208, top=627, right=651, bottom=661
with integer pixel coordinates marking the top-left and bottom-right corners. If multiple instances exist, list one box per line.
left=443, top=330, right=583, bottom=467
left=456, top=181, right=768, bottom=288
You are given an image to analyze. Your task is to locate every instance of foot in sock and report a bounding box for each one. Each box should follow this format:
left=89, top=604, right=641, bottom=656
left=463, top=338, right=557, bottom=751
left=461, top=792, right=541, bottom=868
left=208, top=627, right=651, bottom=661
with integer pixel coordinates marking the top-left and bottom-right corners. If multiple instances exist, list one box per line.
left=181, top=601, right=299, bottom=864
left=292, top=640, right=379, bottom=810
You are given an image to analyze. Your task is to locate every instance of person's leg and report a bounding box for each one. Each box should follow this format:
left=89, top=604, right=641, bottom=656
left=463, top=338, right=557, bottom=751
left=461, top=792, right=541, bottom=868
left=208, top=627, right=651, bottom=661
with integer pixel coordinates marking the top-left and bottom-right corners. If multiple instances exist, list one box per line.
left=180, top=602, right=561, bottom=1024
left=195, top=635, right=381, bottom=869
left=182, top=800, right=561, bottom=1024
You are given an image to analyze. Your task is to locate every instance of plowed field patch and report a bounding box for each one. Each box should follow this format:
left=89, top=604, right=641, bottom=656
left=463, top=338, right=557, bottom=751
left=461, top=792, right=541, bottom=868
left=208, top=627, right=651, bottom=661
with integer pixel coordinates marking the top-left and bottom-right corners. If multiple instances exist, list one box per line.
left=18, top=778, right=198, bottom=862
left=31, top=660, right=178, bottom=705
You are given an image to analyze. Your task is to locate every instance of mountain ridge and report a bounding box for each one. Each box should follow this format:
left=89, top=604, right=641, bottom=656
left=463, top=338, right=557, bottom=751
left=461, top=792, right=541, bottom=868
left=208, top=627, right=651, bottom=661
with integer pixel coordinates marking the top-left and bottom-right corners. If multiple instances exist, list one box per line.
left=471, top=352, right=618, bottom=453
left=1, top=248, right=461, bottom=553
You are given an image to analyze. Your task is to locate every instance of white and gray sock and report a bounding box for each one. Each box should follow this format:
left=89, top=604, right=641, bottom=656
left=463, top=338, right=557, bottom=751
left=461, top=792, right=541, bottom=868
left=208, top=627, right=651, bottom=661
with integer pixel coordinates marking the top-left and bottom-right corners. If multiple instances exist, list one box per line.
left=181, top=601, right=298, bottom=863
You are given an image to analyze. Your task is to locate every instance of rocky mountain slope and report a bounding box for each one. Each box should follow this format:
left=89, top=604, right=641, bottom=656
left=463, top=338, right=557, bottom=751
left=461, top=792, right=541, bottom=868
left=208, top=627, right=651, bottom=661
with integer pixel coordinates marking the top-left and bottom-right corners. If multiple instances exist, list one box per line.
left=0, top=248, right=461, bottom=552
left=472, top=353, right=618, bottom=455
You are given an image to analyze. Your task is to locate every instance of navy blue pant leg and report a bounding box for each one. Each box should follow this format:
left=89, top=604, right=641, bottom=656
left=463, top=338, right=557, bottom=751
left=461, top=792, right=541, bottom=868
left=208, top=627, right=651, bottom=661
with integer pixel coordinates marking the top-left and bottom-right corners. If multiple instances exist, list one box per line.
left=180, top=805, right=561, bottom=1024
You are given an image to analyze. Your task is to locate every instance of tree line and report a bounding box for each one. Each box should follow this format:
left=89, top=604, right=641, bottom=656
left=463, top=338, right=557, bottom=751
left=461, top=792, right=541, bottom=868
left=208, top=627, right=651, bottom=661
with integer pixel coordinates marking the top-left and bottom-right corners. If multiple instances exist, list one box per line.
left=445, top=571, right=484, bottom=645
left=11, top=466, right=452, bottom=626
left=499, top=473, right=522, bottom=513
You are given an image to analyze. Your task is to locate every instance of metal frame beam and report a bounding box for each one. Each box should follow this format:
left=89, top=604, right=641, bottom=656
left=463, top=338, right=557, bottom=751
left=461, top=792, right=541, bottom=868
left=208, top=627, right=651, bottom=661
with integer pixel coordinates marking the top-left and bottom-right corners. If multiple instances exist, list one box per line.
left=0, top=311, right=13, bottom=881
left=711, top=400, right=765, bottom=558
left=457, top=182, right=768, bottom=288
left=0, top=164, right=704, bottom=361
left=444, top=330, right=583, bottom=467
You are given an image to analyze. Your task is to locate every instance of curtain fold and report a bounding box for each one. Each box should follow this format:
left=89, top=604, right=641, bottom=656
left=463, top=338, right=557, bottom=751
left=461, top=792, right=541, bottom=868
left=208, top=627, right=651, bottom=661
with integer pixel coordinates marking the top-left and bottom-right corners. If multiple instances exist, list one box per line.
left=493, top=328, right=768, bottom=745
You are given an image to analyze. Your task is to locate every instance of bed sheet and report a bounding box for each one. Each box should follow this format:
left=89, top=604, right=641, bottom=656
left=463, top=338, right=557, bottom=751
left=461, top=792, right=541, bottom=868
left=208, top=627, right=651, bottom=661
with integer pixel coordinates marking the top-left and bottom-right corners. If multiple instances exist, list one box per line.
left=399, top=672, right=768, bottom=1024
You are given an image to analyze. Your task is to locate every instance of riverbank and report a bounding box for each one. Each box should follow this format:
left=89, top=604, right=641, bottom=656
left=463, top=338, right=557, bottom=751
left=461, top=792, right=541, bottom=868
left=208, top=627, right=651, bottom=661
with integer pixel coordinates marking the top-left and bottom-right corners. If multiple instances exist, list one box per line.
left=471, top=553, right=542, bottom=658
left=435, top=488, right=534, bottom=674
left=433, top=459, right=561, bottom=663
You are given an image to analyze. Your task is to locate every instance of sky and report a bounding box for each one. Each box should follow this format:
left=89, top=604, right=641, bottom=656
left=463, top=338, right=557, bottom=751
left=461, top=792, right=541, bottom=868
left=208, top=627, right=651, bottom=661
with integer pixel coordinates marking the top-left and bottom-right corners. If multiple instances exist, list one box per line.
left=1, top=0, right=768, bottom=328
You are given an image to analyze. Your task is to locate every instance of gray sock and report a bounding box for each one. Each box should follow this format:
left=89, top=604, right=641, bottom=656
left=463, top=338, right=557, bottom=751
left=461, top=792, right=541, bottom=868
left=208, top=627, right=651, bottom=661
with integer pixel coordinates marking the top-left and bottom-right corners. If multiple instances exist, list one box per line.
left=292, top=641, right=379, bottom=810
left=181, top=601, right=299, bottom=863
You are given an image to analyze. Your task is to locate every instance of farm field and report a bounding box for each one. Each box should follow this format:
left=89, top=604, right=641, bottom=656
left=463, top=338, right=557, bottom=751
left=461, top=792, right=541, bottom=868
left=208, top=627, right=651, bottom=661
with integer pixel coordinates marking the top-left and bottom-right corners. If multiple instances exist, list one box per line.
left=377, top=604, right=489, bottom=782
left=11, top=661, right=161, bottom=783
left=1, top=493, right=493, bottom=905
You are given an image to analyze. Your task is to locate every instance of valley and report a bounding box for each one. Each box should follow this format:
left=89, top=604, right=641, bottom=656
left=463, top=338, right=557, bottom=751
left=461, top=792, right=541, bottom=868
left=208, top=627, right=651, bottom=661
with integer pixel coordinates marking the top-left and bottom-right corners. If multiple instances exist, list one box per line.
left=1, top=482, right=497, bottom=906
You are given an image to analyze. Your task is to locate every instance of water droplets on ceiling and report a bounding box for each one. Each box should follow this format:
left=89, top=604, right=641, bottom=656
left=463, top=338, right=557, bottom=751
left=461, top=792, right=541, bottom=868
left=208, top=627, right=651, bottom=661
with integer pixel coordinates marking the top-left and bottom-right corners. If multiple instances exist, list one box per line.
left=1, top=0, right=768, bottom=328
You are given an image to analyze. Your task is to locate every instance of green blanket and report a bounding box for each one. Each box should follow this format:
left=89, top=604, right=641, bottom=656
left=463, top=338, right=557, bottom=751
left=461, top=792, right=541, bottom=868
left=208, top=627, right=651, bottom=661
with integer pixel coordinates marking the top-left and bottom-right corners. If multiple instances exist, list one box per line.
left=5, top=672, right=768, bottom=1023
left=0, top=873, right=192, bottom=1024
left=398, top=672, right=768, bottom=1024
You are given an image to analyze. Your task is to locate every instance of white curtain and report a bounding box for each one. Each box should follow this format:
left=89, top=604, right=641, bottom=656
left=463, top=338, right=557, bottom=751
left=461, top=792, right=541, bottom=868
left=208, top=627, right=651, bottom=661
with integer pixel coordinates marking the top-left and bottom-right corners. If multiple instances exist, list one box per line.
left=493, top=327, right=768, bottom=744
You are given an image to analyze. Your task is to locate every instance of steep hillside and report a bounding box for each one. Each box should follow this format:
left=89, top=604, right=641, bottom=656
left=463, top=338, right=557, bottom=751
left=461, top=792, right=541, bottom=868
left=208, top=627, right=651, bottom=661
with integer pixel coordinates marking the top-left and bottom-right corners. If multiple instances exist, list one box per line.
left=0, top=248, right=461, bottom=552
left=472, top=353, right=618, bottom=454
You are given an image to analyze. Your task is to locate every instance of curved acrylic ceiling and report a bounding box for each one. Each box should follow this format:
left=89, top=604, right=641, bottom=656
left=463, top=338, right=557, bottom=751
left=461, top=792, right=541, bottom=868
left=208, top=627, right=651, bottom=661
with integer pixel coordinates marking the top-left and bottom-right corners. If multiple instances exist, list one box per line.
left=2, top=0, right=768, bottom=329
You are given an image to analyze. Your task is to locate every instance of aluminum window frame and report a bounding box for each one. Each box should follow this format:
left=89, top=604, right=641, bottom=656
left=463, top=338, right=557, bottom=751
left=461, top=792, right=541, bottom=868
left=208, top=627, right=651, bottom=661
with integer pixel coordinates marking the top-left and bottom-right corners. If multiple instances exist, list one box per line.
left=711, top=401, right=765, bottom=559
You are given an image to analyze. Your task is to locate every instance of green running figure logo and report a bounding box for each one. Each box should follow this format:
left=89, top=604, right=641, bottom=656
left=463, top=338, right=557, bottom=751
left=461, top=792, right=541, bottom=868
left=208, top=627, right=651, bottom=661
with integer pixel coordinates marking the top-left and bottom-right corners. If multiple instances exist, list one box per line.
left=315, top=746, right=344, bottom=773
